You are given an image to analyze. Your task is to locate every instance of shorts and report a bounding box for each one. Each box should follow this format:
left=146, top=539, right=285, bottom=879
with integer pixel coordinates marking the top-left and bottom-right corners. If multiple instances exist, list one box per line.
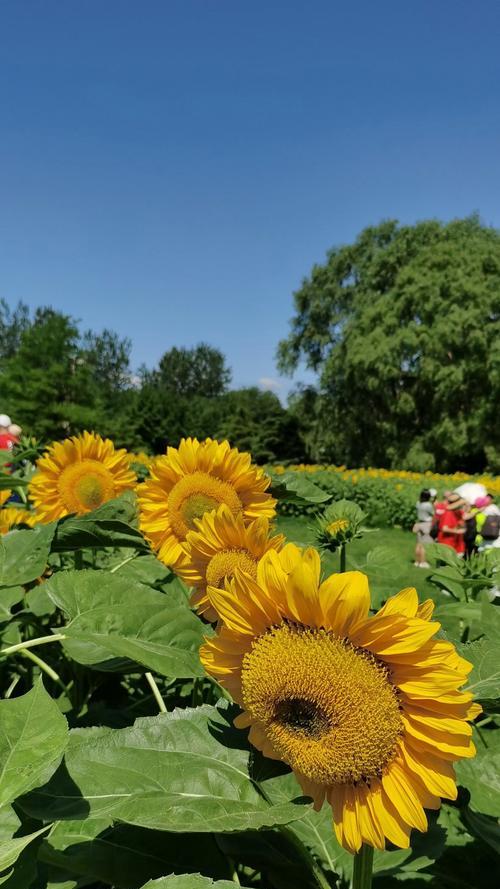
left=413, top=521, right=433, bottom=544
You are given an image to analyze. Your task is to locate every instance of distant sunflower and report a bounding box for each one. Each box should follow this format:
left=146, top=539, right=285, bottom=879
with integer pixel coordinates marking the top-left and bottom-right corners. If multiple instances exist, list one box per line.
left=178, top=503, right=284, bottom=620
left=201, top=546, right=479, bottom=853
left=29, top=431, right=136, bottom=522
left=138, top=438, right=276, bottom=569
left=0, top=507, right=37, bottom=534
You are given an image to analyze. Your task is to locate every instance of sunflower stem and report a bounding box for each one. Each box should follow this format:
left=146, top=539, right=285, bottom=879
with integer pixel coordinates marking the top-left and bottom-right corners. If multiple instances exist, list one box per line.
left=145, top=672, right=167, bottom=713
left=352, top=843, right=374, bottom=889
left=0, top=633, right=66, bottom=657
left=340, top=543, right=346, bottom=573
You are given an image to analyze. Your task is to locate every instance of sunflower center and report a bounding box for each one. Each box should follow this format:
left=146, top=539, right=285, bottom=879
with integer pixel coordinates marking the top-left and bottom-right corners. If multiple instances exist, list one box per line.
left=206, top=549, right=258, bottom=587
left=167, top=471, right=243, bottom=540
left=241, top=623, right=403, bottom=786
left=58, top=461, right=116, bottom=514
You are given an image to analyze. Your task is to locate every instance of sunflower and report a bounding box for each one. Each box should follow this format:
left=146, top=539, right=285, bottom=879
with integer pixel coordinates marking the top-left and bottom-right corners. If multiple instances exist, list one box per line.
left=201, top=545, right=479, bottom=853
left=177, top=503, right=284, bottom=621
left=29, top=431, right=136, bottom=522
left=138, top=438, right=276, bottom=569
left=0, top=507, right=37, bottom=534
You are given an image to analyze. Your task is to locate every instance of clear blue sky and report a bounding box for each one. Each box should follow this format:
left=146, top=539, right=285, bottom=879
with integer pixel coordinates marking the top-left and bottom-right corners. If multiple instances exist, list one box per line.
left=1, top=0, right=499, bottom=396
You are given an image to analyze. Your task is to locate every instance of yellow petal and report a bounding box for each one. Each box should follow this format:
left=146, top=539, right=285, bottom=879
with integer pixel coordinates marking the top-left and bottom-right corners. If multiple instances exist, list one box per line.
left=377, top=587, right=418, bottom=618
left=318, top=571, right=371, bottom=634
left=381, top=760, right=428, bottom=832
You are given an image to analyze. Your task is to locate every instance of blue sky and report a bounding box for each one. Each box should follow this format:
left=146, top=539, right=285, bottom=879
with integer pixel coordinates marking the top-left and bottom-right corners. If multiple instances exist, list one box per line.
left=1, top=0, right=499, bottom=396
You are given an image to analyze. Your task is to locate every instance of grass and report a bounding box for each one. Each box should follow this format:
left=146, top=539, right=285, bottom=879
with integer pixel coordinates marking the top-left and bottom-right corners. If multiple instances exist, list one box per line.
left=276, top=515, right=437, bottom=609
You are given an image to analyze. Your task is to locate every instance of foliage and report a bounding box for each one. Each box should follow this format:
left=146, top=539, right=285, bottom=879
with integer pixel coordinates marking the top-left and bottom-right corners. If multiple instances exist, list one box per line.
left=157, top=343, right=232, bottom=398
left=0, top=476, right=499, bottom=888
left=278, top=216, right=500, bottom=472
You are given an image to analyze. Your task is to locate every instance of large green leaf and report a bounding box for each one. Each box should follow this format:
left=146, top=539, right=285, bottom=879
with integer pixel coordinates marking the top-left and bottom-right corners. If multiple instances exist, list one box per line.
left=456, top=746, right=500, bottom=817
left=20, top=704, right=308, bottom=832
left=0, top=588, right=24, bottom=623
left=0, top=825, right=50, bottom=873
left=0, top=679, right=68, bottom=809
left=40, top=818, right=229, bottom=889
left=269, top=471, right=331, bottom=505
left=460, top=807, right=500, bottom=855
left=140, top=878, right=236, bottom=889
left=460, top=639, right=500, bottom=710
left=51, top=493, right=147, bottom=552
left=0, top=524, right=55, bottom=587
left=44, top=569, right=207, bottom=677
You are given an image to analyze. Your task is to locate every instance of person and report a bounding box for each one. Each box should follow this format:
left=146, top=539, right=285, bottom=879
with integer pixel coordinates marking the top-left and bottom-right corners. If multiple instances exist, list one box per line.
left=8, top=423, right=21, bottom=444
left=474, top=494, right=500, bottom=550
left=437, top=493, right=467, bottom=555
left=0, top=414, right=15, bottom=452
left=434, top=490, right=451, bottom=523
left=413, top=489, right=434, bottom=568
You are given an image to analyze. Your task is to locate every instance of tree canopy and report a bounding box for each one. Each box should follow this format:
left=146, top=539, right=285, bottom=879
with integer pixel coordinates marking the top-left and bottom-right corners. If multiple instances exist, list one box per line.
left=278, top=216, right=500, bottom=472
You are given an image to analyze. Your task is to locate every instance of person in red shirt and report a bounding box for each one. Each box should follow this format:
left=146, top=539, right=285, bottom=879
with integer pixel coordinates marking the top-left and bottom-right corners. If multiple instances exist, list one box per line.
left=0, top=414, right=15, bottom=452
left=437, top=493, right=467, bottom=555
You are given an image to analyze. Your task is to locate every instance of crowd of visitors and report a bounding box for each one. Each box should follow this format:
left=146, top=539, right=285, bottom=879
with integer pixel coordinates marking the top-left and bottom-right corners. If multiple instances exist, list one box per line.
left=413, top=487, right=500, bottom=567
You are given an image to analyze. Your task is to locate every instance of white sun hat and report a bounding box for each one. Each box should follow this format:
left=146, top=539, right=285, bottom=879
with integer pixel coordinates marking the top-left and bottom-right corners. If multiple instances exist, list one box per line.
left=454, top=482, right=487, bottom=504
left=0, top=414, right=12, bottom=427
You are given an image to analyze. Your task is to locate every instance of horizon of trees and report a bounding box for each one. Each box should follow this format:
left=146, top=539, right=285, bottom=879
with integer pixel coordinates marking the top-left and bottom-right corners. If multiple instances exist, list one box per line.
left=1, top=214, right=499, bottom=472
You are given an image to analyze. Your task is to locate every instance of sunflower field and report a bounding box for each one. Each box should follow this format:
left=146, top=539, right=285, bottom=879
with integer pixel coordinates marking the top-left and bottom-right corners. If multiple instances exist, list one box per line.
left=271, top=464, right=500, bottom=530
left=0, top=434, right=499, bottom=889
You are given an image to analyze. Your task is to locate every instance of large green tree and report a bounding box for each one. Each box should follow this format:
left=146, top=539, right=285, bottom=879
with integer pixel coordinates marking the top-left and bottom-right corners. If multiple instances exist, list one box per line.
left=278, top=217, right=500, bottom=472
left=157, top=343, right=231, bottom=397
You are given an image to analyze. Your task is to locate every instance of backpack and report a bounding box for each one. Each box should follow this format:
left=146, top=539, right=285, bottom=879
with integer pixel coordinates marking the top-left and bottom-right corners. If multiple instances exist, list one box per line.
left=430, top=515, right=440, bottom=540
left=481, top=514, right=500, bottom=540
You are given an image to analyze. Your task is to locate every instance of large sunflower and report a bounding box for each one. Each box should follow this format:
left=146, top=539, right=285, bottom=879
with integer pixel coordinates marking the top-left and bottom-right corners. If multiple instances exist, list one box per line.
left=177, top=504, right=284, bottom=621
left=201, top=545, right=479, bottom=853
left=138, top=438, right=276, bottom=569
left=29, top=431, right=136, bottom=522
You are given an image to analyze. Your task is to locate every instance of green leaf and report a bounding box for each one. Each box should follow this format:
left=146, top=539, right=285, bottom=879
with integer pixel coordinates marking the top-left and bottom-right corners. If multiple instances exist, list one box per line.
left=51, top=494, right=147, bottom=552
left=140, top=878, right=236, bottom=889
left=40, top=819, right=229, bottom=889
left=0, top=824, right=50, bottom=873
left=460, top=807, right=500, bottom=855
left=51, top=515, right=148, bottom=553
left=456, top=746, right=500, bottom=817
left=44, top=569, right=207, bottom=677
left=0, top=525, right=55, bottom=587
left=270, top=471, right=331, bottom=505
left=0, top=679, right=68, bottom=808
left=481, top=596, right=500, bottom=644
left=0, top=588, right=24, bottom=623
left=459, top=639, right=500, bottom=709
left=20, top=704, right=308, bottom=832
left=426, top=543, right=462, bottom=568
left=0, top=474, right=28, bottom=491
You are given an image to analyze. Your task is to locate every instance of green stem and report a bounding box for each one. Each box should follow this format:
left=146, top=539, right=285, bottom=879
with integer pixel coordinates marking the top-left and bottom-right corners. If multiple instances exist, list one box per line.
left=340, top=543, right=346, bottom=573
left=20, top=648, right=71, bottom=697
left=145, top=672, right=167, bottom=713
left=352, top=844, right=374, bottom=889
left=110, top=553, right=138, bottom=573
left=0, top=633, right=66, bottom=657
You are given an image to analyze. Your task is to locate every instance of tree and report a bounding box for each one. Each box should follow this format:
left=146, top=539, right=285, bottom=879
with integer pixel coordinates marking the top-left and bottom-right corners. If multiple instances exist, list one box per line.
left=157, top=343, right=231, bottom=398
left=278, top=217, right=500, bottom=472
left=216, top=388, right=303, bottom=463
left=0, top=307, right=135, bottom=443
left=0, top=299, right=30, bottom=360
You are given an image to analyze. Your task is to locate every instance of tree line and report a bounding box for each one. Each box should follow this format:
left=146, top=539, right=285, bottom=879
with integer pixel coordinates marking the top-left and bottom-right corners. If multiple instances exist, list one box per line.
left=0, top=302, right=303, bottom=462
left=1, top=215, right=499, bottom=471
